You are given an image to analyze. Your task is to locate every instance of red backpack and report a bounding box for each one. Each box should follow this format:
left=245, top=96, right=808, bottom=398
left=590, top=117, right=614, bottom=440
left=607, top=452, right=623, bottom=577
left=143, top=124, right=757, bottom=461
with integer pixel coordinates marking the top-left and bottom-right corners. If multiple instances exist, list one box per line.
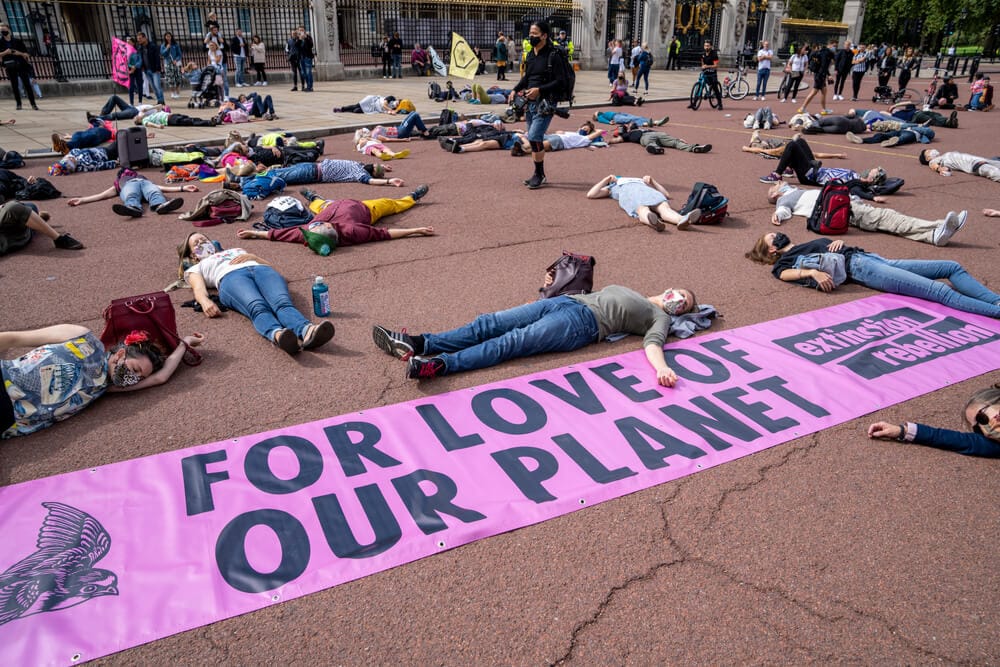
left=806, top=182, right=851, bottom=235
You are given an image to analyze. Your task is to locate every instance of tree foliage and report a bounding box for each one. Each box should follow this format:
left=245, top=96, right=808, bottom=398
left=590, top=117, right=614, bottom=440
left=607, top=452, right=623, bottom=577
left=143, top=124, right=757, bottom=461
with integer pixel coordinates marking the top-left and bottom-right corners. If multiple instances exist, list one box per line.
left=861, top=0, right=1000, bottom=50
left=786, top=0, right=845, bottom=22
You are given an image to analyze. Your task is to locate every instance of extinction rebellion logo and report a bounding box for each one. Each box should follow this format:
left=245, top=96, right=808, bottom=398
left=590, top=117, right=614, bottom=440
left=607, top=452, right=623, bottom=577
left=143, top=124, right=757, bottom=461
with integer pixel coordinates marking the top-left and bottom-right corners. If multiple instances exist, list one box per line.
left=772, top=307, right=997, bottom=379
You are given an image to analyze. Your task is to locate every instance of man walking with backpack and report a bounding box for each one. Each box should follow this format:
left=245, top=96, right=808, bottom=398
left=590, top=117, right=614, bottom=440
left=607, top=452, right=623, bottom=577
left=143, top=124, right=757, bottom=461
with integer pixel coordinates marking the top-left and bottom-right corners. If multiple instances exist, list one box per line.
left=799, top=39, right=836, bottom=115
left=509, top=20, right=570, bottom=190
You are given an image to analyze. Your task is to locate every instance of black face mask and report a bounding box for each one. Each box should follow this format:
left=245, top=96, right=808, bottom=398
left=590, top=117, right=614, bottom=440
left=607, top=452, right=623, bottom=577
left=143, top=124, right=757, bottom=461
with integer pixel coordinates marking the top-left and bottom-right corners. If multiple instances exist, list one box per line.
left=772, top=233, right=791, bottom=250
left=529, top=35, right=542, bottom=47
left=1, top=31, right=10, bottom=37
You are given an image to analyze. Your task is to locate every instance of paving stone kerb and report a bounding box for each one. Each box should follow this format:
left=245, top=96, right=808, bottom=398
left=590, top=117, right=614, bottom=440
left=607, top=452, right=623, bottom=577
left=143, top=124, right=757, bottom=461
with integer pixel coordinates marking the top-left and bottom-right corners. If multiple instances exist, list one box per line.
left=7, top=68, right=827, bottom=159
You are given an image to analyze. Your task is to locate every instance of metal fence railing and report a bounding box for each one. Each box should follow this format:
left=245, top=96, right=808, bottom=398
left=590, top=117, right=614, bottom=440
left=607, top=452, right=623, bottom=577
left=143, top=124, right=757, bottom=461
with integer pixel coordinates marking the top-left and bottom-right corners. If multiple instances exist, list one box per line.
left=0, top=0, right=311, bottom=81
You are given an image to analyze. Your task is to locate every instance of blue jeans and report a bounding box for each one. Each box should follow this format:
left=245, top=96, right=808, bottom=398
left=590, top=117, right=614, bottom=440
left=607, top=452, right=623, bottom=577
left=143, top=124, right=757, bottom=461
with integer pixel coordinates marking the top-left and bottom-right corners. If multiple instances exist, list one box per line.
left=268, top=162, right=317, bottom=184
left=299, top=57, right=314, bottom=90
left=396, top=113, right=428, bottom=138
left=608, top=112, right=649, bottom=125
left=755, top=68, right=770, bottom=96
left=525, top=102, right=554, bottom=142
left=98, top=95, right=139, bottom=121
left=969, top=92, right=983, bottom=109
left=849, top=254, right=1000, bottom=318
left=423, top=296, right=600, bottom=374
left=247, top=93, right=274, bottom=117
left=218, top=265, right=310, bottom=340
left=607, top=62, right=619, bottom=83
left=67, top=123, right=112, bottom=150
left=235, top=56, right=246, bottom=85
left=635, top=67, right=650, bottom=92
left=215, top=63, right=230, bottom=98
left=391, top=53, right=402, bottom=78
left=128, top=72, right=144, bottom=105
left=144, top=70, right=164, bottom=104
left=119, top=178, right=167, bottom=210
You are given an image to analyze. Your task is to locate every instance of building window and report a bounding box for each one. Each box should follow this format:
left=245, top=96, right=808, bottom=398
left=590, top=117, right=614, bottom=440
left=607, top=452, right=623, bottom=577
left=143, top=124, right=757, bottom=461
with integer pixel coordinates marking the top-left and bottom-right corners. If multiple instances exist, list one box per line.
left=237, top=7, right=251, bottom=33
left=2, top=1, right=29, bottom=34
left=186, top=7, right=202, bottom=36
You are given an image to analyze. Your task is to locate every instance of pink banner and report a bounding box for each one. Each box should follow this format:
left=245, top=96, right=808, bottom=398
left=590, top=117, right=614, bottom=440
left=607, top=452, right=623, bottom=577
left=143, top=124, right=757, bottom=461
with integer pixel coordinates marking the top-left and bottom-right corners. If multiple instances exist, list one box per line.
left=2, top=295, right=999, bottom=665
left=110, top=38, right=134, bottom=89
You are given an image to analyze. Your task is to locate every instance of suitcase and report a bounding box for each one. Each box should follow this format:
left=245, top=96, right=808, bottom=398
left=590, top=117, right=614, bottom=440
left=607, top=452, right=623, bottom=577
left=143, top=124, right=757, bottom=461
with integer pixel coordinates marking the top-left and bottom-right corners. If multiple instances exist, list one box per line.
left=117, top=125, right=150, bottom=169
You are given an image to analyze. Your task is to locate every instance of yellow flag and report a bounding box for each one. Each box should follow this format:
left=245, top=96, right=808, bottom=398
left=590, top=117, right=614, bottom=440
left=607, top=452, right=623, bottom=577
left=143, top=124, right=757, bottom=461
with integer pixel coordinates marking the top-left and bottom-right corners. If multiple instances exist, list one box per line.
left=449, top=32, right=478, bottom=80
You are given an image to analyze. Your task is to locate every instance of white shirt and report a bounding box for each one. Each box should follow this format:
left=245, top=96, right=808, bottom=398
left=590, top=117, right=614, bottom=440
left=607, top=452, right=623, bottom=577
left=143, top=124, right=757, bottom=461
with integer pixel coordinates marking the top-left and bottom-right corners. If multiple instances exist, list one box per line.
left=630, top=45, right=642, bottom=64
left=790, top=54, right=808, bottom=73
left=552, top=132, right=592, bottom=149
left=359, top=95, right=385, bottom=114
left=185, top=248, right=261, bottom=289
left=757, top=48, right=773, bottom=71
left=610, top=46, right=622, bottom=65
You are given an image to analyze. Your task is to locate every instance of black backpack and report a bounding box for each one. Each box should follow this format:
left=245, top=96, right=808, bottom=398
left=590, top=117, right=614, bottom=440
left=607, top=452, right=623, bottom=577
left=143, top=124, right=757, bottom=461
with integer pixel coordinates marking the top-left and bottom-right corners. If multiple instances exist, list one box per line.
left=439, top=108, right=459, bottom=125
left=806, top=182, right=851, bottom=235
left=679, top=182, right=729, bottom=224
left=0, top=150, right=25, bottom=169
left=808, top=50, right=824, bottom=74
left=255, top=196, right=314, bottom=230
left=428, top=81, right=442, bottom=100
left=539, top=251, right=595, bottom=298
left=547, top=45, right=576, bottom=104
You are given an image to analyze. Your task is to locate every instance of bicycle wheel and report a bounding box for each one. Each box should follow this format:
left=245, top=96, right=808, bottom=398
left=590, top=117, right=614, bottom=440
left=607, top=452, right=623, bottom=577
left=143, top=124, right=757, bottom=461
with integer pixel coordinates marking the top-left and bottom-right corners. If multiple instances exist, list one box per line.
left=708, top=82, right=722, bottom=108
left=730, top=78, right=750, bottom=100
left=689, top=81, right=703, bottom=110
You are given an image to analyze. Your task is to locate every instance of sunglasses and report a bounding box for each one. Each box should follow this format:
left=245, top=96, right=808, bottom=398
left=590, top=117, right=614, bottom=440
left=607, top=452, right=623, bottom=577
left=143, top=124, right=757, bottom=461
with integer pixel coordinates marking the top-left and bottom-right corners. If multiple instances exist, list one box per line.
left=973, top=404, right=997, bottom=436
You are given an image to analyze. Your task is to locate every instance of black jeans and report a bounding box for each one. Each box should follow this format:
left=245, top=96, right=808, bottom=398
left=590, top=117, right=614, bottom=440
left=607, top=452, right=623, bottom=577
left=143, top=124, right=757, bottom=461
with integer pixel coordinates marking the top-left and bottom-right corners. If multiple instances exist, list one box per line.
left=289, top=59, right=300, bottom=88
left=834, top=70, right=849, bottom=96
left=851, top=71, right=865, bottom=99
left=167, top=113, right=214, bottom=126
left=5, top=64, right=35, bottom=106
left=787, top=73, right=803, bottom=99
left=774, top=137, right=820, bottom=185
left=253, top=62, right=266, bottom=83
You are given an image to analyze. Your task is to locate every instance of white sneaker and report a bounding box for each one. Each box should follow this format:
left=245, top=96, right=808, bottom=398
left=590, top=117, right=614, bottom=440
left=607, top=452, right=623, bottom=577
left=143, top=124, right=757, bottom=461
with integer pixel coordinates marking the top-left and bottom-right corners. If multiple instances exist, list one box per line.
left=262, top=81, right=268, bottom=86
left=753, top=120, right=761, bottom=129
left=791, top=98, right=797, bottom=103
left=763, top=121, right=771, bottom=130
left=933, top=210, right=968, bottom=246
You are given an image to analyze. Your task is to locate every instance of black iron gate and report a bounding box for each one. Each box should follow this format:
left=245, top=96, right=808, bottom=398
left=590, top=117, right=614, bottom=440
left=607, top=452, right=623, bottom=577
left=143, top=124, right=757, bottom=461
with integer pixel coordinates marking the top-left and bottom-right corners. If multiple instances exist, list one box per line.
left=605, top=0, right=645, bottom=44
left=674, top=0, right=723, bottom=65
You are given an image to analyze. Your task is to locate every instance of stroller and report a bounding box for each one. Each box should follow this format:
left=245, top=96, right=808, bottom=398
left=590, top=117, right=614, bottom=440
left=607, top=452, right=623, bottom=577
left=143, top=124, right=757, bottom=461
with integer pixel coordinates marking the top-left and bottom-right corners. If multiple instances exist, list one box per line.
left=872, top=85, right=910, bottom=104
left=188, top=66, right=224, bottom=109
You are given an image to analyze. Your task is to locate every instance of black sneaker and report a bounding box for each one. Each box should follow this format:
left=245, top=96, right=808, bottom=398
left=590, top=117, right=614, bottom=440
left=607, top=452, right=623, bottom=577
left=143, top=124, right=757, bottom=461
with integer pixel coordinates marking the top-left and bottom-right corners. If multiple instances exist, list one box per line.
left=523, top=174, right=547, bottom=189
left=646, top=145, right=664, bottom=155
left=407, top=355, right=445, bottom=379
left=409, top=184, right=430, bottom=201
left=112, top=204, right=143, bottom=217
left=300, top=188, right=320, bottom=202
left=86, top=111, right=96, bottom=122
left=53, top=233, right=84, bottom=250
left=438, top=137, right=456, bottom=151
left=315, top=139, right=325, bottom=154
left=372, top=325, right=416, bottom=360
left=154, top=197, right=184, bottom=214
left=692, top=144, right=712, bottom=153
left=301, top=320, right=335, bottom=350
left=272, top=328, right=300, bottom=355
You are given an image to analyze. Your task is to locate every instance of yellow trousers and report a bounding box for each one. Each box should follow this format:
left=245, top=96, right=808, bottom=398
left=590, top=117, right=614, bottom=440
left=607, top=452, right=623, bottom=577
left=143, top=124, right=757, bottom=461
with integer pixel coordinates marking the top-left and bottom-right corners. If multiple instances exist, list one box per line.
left=309, top=195, right=415, bottom=221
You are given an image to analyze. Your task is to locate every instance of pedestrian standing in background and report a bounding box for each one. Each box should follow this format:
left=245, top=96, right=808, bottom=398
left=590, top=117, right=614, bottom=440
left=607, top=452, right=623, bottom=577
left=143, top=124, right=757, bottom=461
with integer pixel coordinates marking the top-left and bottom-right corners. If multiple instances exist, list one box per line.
left=389, top=31, right=403, bottom=79
left=231, top=28, right=248, bottom=87
left=298, top=26, right=314, bottom=91
left=287, top=29, right=302, bottom=90
left=250, top=35, right=267, bottom=86
left=161, top=32, right=184, bottom=99
left=754, top=40, right=773, bottom=100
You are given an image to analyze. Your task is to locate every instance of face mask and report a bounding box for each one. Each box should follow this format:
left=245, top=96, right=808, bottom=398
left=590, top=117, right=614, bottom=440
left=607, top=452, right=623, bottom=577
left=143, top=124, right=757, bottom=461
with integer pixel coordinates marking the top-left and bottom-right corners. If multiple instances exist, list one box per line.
left=529, top=36, right=542, bottom=47
left=111, top=362, right=143, bottom=388
left=772, top=233, right=791, bottom=250
left=661, top=289, right=688, bottom=315
left=193, top=242, right=217, bottom=260
left=579, top=128, right=589, bottom=135
left=927, top=149, right=940, bottom=160
left=1, top=31, right=9, bottom=37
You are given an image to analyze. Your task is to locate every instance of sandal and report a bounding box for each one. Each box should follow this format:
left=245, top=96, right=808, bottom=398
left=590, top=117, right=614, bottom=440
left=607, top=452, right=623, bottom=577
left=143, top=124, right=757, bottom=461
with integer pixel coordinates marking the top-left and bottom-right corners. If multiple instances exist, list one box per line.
left=272, top=328, right=300, bottom=355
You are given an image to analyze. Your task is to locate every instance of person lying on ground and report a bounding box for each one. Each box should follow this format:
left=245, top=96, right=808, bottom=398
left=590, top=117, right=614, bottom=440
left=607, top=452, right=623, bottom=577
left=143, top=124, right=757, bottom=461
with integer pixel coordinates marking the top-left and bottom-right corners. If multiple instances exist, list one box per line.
left=920, top=149, right=1000, bottom=182
left=427, top=117, right=502, bottom=138
left=50, top=118, right=114, bottom=155
left=47, top=147, right=119, bottom=175
left=845, top=125, right=934, bottom=148
left=440, top=130, right=520, bottom=154
left=0, top=200, right=83, bottom=254
left=759, top=137, right=890, bottom=195
left=846, top=105, right=959, bottom=128
left=587, top=174, right=702, bottom=231
left=372, top=284, right=700, bottom=381
left=137, top=109, right=218, bottom=127
left=766, top=181, right=967, bottom=246
left=238, top=160, right=404, bottom=188
left=468, top=83, right=509, bottom=104
left=236, top=185, right=432, bottom=249
left=1, top=325, right=203, bottom=437
left=67, top=168, right=199, bottom=218
left=509, top=122, right=608, bottom=155
left=370, top=114, right=432, bottom=140
left=215, top=93, right=278, bottom=122
left=612, top=122, right=711, bottom=154
left=742, top=130, right=846, bottom=159
left=592, top=110, right=669, bottom=127
left=248, top=132, right=324, bottom=153
left=799, top=113, right=867, bottom=134
left=355, top=128, right=410, bottom=160
left=87, top=95, right=161, bottom=122
left=867, top=384, right=1000, bottom=458
left=333, top=94, right=402, bottom=114
left=746, top=231, right=1000, bottom=318
left=178, top=232, right=335, bottom=355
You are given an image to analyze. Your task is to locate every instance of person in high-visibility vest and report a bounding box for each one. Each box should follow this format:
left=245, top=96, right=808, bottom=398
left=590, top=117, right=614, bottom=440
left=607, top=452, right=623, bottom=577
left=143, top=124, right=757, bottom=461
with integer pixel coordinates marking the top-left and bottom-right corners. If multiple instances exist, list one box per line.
left=521, top=37, right=531, bottom=76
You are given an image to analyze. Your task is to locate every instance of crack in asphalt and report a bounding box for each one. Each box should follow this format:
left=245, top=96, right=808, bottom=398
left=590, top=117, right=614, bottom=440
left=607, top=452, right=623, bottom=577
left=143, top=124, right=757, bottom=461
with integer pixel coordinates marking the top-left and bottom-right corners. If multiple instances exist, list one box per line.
left=554, top=434, right=957, bottom=664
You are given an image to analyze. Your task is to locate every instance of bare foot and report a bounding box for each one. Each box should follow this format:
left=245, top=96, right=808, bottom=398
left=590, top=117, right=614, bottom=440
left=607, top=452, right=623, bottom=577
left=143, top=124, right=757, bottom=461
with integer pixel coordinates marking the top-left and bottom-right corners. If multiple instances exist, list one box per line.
left=983, top=208, right=1000, bottom=218
left=0, top=119, right=13, bottom=125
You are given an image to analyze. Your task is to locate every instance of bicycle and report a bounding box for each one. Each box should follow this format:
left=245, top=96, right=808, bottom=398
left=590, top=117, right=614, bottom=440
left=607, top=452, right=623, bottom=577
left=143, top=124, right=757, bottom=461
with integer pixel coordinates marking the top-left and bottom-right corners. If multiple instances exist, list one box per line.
left=689, top=69, right=723, bottom=110
left=722, top=64, right=751, bottom=100
left=922, top=67, right=945, bottom=107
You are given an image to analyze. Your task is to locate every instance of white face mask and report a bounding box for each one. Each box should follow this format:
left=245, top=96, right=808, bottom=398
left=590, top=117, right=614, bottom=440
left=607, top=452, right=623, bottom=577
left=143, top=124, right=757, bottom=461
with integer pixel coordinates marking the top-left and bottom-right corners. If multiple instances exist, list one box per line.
left=661, top=289, right=688, bottom=315
left=193, top=242, right=217, bottom=260
left=926, top=149, right=940, bottom=161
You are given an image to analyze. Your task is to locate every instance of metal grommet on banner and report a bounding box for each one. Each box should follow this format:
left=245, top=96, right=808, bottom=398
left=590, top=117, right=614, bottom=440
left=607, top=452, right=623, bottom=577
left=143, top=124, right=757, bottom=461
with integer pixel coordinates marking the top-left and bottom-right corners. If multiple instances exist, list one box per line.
left=90, top=468, right=98, bottom=473
left=578, top=498, right=586, bottom=505
left=436, top=540, right=446, bottom=548
left=71, top=654, right=82, bottom=663
left=271, top=594, right=280, bottom=602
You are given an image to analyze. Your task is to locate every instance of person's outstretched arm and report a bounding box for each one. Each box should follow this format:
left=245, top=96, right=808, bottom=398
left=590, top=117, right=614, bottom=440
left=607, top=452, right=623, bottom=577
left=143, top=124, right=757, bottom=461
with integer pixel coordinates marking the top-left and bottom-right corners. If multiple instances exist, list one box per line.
left=107, top=333, right=205, bottom=393
left=66, top=186, right=117, bottom=207
left=0, top=325, right=91, bottom=352
left=644, top=344, right=678, bottom=387
left=587, top=174, right=616, bottom=198
left=388, top=226, right=435, bottom=238
left=868, top=420, right=1000, bottom=457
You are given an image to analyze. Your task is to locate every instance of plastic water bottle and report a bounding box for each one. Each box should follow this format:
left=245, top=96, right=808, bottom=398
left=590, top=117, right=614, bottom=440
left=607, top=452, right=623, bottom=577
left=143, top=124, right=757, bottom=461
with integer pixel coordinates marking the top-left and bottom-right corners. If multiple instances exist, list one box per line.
left=312, top=276, right=330, bottom=317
